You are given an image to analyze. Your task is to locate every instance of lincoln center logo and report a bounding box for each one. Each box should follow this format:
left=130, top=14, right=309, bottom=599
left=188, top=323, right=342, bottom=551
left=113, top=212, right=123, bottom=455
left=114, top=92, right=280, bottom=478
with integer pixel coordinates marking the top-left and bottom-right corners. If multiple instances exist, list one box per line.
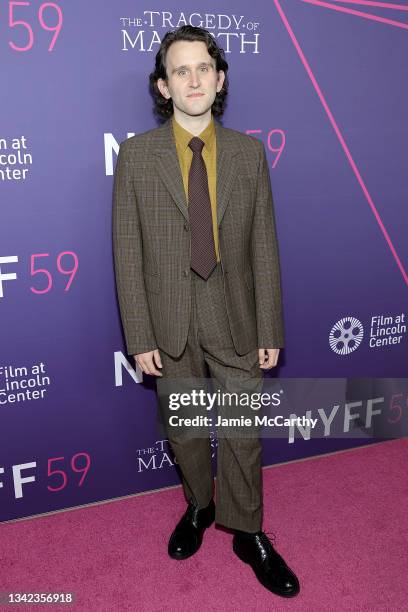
left=329, top=317, right=364, bottom=355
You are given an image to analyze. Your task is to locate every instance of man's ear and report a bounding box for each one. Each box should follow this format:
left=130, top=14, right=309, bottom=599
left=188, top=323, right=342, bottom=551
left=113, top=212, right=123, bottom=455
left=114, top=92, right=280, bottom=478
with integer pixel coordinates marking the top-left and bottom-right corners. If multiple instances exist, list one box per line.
left=157, top=78, right=171, bottom=100
left=216, top=70, right=225, bottom=93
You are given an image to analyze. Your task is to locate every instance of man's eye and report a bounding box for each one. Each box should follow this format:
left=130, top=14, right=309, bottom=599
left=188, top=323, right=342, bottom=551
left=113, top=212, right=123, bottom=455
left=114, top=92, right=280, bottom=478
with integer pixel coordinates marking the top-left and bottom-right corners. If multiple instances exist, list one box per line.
left=200, top=66, right=208, bottom=72
left=178, top=70, right=187, bottom=76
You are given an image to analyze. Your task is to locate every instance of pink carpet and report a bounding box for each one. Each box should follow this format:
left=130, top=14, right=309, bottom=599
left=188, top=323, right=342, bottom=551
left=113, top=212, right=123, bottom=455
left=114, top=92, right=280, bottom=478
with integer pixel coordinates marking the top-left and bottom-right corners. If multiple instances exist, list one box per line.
left=1, top=439, right=407, bottom=611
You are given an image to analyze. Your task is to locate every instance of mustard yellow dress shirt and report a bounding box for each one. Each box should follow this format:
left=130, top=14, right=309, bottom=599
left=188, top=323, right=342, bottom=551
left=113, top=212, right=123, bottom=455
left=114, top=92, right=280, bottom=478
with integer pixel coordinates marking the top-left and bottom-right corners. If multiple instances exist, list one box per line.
left=171, top=114, right=220, bottom=262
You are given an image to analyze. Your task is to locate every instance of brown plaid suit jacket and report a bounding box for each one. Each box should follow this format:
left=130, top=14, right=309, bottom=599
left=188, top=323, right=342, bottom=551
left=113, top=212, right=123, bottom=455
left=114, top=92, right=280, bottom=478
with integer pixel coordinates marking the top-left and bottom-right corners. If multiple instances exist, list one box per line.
left=112, top=117, right=285, bottom=358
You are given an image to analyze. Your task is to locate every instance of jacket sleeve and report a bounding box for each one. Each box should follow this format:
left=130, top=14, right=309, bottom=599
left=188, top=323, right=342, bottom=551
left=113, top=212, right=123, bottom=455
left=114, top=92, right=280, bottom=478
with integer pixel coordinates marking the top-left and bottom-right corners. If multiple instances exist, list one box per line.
left=112, top=141, right=158, bottom=356
left=250, top=140, right=285, bottom=348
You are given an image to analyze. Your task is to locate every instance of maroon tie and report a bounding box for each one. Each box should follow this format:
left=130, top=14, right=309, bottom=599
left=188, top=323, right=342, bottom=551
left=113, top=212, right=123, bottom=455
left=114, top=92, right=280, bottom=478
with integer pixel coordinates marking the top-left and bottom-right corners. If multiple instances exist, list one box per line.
left=188, top=137, right=217, bottom=280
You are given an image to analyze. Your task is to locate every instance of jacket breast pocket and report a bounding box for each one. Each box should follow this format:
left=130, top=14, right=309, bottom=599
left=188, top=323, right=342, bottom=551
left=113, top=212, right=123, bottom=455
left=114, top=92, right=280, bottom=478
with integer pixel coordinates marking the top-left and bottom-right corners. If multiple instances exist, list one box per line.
left=144, top=272, right=161, bottom=294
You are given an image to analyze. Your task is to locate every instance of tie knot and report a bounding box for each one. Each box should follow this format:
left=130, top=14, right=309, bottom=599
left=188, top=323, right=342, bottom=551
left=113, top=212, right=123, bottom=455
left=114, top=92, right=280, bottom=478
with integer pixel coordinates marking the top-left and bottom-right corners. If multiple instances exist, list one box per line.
left=188, top=137, right=204, bottom=154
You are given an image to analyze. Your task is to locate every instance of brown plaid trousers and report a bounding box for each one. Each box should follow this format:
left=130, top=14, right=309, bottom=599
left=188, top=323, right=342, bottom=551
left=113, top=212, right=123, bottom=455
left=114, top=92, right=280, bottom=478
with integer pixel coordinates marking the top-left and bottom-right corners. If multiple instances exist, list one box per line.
left=157, top=263, right=265, bottom=532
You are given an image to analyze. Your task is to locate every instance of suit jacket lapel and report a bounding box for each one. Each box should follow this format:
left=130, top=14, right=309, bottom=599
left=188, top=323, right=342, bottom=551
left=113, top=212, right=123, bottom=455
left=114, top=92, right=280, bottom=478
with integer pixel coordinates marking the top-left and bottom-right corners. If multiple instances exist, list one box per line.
left=153, top=118, right=189, bottom=222
left=214, top=119, right=240, bottom=227
left=152, top=116, right=240, bottom=227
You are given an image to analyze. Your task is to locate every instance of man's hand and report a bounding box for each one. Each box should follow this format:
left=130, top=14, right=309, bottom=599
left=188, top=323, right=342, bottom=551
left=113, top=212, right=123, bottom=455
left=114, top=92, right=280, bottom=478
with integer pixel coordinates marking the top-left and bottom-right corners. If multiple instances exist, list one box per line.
left=134, top=349, right=163, bottom=376
left=258, top=348, right=280, bottom=369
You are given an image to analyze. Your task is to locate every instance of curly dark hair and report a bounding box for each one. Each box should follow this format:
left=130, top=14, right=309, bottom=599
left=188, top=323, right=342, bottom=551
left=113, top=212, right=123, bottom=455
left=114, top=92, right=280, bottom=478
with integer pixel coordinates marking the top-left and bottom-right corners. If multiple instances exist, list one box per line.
left=149, top=25, right=229, bottom=120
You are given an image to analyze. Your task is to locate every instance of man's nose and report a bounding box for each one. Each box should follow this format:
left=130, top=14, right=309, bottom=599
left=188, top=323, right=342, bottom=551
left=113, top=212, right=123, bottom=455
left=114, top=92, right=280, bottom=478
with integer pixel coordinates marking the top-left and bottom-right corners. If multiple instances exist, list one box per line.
left=189, top=70, right=201, bottom=88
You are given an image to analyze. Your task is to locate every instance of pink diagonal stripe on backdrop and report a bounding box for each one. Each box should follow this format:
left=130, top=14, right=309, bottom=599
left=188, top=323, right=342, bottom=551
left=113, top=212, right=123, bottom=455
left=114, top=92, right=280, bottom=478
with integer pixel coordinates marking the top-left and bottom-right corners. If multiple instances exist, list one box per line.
left=311, top=0, right=408, bottom=12
left=273, top=0, right=408, bottom=286
left=301, top=0, right=408, bottom=28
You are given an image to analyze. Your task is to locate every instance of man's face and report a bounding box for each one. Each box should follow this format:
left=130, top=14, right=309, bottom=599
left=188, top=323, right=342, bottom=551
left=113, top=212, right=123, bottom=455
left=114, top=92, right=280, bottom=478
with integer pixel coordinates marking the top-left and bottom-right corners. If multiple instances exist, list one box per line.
left=157, top=40, right=225, bottom=119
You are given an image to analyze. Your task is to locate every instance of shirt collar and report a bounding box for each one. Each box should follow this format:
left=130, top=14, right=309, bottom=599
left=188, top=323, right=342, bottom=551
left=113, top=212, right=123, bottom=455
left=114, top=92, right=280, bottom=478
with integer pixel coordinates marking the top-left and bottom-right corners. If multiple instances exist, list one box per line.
left=172, top=114, right=215, bottom=153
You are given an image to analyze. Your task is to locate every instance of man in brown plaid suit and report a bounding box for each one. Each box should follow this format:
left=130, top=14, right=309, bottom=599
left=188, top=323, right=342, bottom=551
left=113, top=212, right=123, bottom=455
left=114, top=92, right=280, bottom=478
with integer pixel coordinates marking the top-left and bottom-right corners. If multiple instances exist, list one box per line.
left=112, top=25, right=300, bottom=598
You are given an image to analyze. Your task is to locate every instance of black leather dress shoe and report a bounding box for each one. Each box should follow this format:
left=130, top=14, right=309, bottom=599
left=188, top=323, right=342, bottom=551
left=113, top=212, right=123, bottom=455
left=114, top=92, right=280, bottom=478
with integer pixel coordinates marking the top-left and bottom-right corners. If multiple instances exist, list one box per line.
left=233, top=531, right=300, bottom=597
left=168, top=499, right=215, bottom=560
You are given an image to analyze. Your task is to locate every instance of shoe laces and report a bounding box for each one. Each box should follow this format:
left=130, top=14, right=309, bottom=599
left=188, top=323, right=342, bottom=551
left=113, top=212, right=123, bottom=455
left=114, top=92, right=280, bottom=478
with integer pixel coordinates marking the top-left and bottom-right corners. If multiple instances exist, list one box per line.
left=185, top=502, right=199, bottom=522
left=184, top=501, right=207, bottom=528
left=256, top=531, right=280, bottom=567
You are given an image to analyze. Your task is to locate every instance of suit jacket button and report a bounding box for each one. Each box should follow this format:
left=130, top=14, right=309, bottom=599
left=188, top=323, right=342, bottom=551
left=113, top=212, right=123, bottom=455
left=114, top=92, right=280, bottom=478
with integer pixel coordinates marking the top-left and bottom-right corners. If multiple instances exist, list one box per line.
left=184, top=222, right=189, bottom=231
left=183, top=269, right=189, bottom=276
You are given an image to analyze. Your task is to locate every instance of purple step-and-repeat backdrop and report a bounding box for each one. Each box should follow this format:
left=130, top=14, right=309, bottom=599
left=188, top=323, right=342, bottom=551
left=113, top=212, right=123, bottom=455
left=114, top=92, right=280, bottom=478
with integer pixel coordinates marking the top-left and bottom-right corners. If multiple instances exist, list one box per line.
left=1, top=1, right=407, bottom=522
